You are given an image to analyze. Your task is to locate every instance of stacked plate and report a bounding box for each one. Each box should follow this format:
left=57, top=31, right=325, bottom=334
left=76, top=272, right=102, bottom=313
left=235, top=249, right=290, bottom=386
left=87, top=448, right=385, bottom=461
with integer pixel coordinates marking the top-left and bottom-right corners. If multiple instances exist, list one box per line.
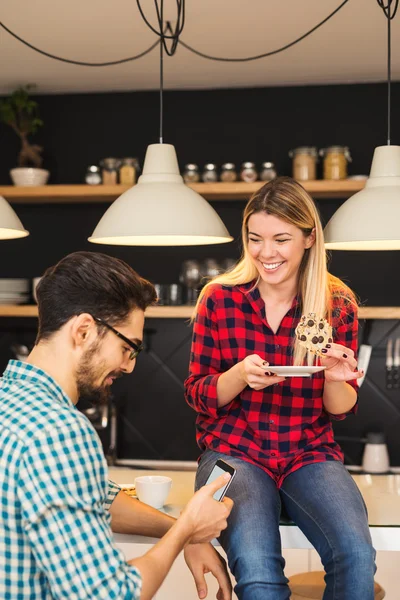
left=0, top=279, right=30, bottom=305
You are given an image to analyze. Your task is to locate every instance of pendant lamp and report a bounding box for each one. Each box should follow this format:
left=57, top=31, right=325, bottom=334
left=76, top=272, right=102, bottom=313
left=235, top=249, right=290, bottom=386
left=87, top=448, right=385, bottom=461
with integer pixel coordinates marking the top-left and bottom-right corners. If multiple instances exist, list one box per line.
left=89, top=143, right=232, bottom=245
left=324, top=0, right=400, bottom=250
left=89, top=22, right=232, bottom=246
left=0, top=196, right=29, bottom=239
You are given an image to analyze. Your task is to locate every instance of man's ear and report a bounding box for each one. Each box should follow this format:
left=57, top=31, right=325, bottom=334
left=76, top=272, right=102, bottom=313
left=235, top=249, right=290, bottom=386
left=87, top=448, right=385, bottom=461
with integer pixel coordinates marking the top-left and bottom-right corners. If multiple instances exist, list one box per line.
left=70, top=313, right=96, bottom=348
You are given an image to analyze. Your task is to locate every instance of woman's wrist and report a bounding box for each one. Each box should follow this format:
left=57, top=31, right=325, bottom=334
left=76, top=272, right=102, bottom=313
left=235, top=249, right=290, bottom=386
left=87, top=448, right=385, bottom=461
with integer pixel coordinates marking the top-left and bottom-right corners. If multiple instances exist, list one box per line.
left=216, top=362, right=248, bottom=407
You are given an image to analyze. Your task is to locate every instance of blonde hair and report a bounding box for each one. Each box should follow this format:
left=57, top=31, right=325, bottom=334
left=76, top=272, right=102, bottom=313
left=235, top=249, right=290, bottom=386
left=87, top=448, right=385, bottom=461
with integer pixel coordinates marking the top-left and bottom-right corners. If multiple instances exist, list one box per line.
left=195, top=176, right=357, bottom=365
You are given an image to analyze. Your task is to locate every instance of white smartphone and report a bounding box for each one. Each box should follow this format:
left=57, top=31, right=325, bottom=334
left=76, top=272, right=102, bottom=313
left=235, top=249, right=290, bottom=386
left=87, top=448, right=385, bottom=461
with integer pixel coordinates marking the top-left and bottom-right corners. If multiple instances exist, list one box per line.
left=204, top=459, right=236, bottom=501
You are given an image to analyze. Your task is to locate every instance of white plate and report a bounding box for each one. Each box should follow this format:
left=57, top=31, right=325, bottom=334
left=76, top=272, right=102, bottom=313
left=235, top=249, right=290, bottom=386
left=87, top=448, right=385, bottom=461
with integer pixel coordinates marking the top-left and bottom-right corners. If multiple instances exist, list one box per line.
left=0, top=298, right=29, bottom=305
left=0, top=293, right=29, bottom=298
left=119, top=483, right=137, bottom=497
left=0, top=279, right=29, bottom=292
left=266, top=366, right=326, bottom=377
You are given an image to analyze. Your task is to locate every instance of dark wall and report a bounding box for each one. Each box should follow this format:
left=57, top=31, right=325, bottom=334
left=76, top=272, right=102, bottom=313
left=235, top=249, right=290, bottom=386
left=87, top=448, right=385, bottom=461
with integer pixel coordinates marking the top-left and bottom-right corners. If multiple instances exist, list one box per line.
left=0, top=82, right=398, bottom=184
left=1, top=81, right=400, bottom=466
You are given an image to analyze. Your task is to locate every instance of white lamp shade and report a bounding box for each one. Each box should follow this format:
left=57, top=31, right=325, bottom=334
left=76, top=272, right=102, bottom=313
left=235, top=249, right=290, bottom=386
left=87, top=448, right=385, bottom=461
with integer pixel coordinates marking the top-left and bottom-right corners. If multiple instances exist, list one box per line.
left=0, top=196, right=29, bottom=240
left=324, top=145, right=400, bottom=250
left=89, top=144, right=233, bottom=246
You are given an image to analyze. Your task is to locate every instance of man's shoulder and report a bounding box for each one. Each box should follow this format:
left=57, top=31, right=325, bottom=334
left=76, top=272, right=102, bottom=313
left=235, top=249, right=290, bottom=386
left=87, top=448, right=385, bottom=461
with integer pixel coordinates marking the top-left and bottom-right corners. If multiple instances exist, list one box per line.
left=0, top=376, right=95, bottom=447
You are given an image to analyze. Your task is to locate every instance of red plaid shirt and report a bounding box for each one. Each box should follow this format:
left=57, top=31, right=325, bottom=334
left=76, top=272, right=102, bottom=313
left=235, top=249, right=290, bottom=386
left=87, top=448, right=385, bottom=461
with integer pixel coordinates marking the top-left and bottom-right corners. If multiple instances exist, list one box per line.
left=184, top=281, right=358, bottom=487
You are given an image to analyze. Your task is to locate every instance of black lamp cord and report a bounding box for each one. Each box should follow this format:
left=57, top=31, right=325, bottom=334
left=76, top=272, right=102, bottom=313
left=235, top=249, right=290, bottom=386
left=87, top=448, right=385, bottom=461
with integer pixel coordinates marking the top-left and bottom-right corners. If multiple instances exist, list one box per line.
left=159, top=38, right=163, bottom=143
left=0, top=20, right=159, bottom=67
left=377, top=0, right=399, bottom=145
left=3, top=0, right=397, bottom=146
left=1, top=1, right=351, bottom=66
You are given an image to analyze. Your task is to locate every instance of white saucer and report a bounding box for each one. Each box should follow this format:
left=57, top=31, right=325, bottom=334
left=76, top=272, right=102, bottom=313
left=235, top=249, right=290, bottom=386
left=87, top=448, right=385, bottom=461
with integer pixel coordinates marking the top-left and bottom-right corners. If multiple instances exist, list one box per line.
left=119, top=483, right=137, bottom=498
left=266, top=366, right=326, bottom=377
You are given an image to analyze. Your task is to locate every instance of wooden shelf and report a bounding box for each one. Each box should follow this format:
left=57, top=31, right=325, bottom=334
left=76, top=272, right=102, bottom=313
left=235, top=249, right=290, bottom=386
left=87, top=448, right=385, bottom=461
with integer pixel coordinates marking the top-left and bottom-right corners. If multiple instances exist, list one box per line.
left=0, top=180, right=366, bottom=204
left=0, top=305, right=195, bottom=319
left=357, top=307, right=400, bottom=320
left=0, top=305, right=398, bottom=320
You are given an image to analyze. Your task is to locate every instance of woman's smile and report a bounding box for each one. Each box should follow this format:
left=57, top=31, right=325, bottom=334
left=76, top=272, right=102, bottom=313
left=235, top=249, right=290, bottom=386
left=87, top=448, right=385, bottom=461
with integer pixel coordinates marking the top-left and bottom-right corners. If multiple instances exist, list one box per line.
left=260, top=260, right=286, bottom=272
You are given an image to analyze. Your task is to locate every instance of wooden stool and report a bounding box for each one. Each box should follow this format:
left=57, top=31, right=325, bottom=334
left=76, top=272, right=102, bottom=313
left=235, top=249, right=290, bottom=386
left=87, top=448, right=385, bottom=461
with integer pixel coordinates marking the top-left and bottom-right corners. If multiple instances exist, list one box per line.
left=289, top=571, right=385, bottom=599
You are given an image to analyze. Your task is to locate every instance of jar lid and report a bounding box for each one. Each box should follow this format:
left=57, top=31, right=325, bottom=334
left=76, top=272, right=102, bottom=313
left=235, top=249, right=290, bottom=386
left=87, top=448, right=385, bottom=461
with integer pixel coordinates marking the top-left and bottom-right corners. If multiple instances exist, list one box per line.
left=121, top=157, right=138, bottom=166
left=221, top=163, right=236, bottom=170
left=289, top=147, right=317, bottom=157
left=184, top=163, right=199, bottom=170
left=241, top=162, right=256, bottom=168
left=100, top=157, right=120, bottom=168
left=321, top=145, right=349, bottom=153
left=87, top=165, right=100, bottom=173
left=319, top=146, right=352, bottom=161
left=204, top=163, right=217, bottom=170
left=261, top=162, right=275, bottom=168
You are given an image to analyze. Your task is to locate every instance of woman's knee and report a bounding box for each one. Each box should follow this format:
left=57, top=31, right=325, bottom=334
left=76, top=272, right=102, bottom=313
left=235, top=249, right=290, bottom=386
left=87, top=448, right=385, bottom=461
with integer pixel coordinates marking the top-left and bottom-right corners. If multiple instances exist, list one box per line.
left=228, top=549, right=286, bottom=586
left=327, top=538, right=376, bottom=573
left=345, top=540, right=376, bottom=568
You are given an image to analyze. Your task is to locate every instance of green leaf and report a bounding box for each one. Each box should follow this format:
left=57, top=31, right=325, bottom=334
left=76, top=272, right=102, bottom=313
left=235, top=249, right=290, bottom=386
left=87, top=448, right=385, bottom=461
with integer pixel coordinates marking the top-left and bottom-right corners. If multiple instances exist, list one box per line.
left=0, top=84, right=43, bottom=134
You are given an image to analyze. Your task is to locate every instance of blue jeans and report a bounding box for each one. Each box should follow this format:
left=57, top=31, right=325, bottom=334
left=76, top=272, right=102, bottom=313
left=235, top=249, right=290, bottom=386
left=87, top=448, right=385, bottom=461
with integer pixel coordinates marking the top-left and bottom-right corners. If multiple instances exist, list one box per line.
left=196, top=451, right=376, bottom=600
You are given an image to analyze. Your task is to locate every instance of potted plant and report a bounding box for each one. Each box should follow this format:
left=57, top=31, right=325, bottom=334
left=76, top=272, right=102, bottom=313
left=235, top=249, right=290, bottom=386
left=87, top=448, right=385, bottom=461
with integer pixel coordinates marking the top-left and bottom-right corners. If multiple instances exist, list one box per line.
left=0, top=84, right=49, bottom=186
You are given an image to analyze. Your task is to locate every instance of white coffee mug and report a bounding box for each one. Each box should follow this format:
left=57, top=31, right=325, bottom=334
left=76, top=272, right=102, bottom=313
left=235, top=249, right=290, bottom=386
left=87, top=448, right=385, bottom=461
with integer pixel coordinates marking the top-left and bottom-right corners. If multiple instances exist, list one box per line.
left=134, top=475, right=172, bottom=509
left=362, top=432, right=390, bottom=473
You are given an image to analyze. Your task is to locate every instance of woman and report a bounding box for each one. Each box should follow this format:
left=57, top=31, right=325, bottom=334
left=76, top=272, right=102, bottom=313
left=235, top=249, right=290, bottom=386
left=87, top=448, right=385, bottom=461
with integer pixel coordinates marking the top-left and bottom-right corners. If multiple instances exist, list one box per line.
left=184, top=177, right=376, bottom=600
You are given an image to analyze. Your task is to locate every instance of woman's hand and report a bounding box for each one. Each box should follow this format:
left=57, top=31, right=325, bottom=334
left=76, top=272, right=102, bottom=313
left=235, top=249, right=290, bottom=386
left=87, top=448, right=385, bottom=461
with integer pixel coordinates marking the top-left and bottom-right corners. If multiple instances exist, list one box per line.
left=239, top=354, right=285, bottom=391
left=320, top=343, right=364, bottom=383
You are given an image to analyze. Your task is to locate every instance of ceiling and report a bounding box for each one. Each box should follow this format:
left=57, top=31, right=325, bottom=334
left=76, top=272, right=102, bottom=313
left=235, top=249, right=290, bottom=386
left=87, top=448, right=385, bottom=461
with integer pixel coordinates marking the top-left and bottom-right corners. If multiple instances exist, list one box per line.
left=1, top=0, right=399, bottom=95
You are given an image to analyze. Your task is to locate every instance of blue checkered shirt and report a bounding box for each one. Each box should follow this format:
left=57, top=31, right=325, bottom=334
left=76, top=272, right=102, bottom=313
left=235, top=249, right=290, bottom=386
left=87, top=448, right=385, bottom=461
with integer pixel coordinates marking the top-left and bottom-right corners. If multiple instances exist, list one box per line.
left=0, top=360, right=142, bottom=599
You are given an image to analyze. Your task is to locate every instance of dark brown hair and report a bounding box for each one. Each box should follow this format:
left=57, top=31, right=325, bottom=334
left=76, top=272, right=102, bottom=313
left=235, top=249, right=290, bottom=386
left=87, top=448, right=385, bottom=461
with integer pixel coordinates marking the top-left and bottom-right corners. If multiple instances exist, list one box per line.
left=36, top=251, right=157, bottom=342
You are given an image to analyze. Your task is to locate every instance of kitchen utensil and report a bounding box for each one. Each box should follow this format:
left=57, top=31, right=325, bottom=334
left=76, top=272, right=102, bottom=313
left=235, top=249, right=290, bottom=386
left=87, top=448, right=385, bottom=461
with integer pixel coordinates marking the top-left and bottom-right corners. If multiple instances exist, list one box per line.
left=393, top=338, right=400, bottom=389
left=357, top=319, right=372, bottom=387
left=386, top=338, right=394, bottom=389
left=358, top=344, right=372, bottom=387
left=11, top=343, right=29, bottom=361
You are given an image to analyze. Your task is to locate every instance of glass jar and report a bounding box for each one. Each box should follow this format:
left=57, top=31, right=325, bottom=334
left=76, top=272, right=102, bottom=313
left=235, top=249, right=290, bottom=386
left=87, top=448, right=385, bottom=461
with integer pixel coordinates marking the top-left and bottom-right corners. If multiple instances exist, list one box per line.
left=240, top=162, right=258, bottom=183
left=183, top=163, right=200, bottom=183
left=320, top=146, right=352, bottom=180
left=167, top=283, right=183, bottom=306
left=100, top=158, right=120, bottom=185
left=179, top=259, right=203, bottom=304
left=202, top=163, right=218, bottom=183
left=289, top=147, right=318, bottom=181
left=85, top=165, right=102, bottom=185
left=203, top=258, right=223, bottom=279
left=119, top=158, right=138, bottom=186
left=260, top=162, right=277, bottom=181
left=220, top=163, right=237, bottom=182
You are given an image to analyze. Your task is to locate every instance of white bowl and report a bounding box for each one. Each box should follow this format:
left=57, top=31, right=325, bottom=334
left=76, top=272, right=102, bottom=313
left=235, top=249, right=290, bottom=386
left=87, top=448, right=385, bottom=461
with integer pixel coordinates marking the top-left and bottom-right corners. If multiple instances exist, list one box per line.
left=10, top=168, right=50, bottom=186
left=134, top=475, right=172, bottom=509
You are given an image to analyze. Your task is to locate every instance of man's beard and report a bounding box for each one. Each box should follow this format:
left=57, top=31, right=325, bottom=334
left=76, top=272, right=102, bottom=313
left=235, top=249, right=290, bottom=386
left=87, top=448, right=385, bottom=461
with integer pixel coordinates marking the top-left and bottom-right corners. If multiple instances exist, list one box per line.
left=76, top=341, right=121, bottom=407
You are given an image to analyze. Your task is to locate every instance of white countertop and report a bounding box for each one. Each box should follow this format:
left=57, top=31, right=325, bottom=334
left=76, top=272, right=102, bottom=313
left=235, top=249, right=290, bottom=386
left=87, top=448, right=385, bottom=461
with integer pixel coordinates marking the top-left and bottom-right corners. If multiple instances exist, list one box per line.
left=109, top=467, right=400, bottom=551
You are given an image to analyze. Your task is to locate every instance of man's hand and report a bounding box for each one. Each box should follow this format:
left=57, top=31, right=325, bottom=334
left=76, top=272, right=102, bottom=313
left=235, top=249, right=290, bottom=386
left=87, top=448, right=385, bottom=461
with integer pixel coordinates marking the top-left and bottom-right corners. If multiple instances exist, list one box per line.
left=184, top=543, right=232, bottom=600
left=180, top=473, right=234, bottom=544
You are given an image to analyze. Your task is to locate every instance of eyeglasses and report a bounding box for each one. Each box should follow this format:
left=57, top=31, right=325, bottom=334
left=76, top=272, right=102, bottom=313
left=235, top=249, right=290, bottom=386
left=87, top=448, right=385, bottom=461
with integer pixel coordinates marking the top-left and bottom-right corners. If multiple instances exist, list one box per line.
left=93, top=316, right=143, bottom=360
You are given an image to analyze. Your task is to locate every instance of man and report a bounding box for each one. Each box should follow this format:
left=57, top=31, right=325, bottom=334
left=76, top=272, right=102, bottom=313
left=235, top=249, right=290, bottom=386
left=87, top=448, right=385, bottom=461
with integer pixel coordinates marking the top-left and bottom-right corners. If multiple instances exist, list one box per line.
left=0, top=251, right=233, bottom=600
